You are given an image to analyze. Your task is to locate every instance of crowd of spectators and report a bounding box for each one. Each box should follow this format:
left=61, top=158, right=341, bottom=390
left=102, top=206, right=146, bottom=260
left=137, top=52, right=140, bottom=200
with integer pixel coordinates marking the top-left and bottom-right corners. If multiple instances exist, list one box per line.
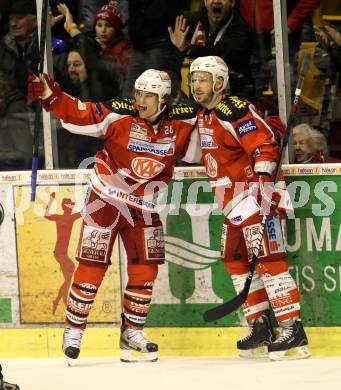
left=0, top=0, right=340, bottom=170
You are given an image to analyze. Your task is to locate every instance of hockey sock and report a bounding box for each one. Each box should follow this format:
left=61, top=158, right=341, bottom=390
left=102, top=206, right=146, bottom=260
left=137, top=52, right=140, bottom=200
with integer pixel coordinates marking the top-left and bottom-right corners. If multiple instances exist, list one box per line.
left=258, top=262, right=300, bottom=322
left=66, top=262, right=108, bottom=328
left=123, top=264, right=158, bottom=329
left=231, top=272, right=269, bottom=322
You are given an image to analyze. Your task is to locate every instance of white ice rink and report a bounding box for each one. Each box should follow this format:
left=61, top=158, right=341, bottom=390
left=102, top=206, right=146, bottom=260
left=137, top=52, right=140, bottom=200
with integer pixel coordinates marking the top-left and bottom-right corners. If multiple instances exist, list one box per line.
left=1, top=356, right=341, bottom=390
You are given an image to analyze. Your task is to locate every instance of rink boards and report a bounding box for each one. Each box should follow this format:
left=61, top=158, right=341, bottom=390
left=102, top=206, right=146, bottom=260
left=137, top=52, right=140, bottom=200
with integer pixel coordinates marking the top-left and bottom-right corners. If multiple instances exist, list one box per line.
left=0, top=165, right=341, bottom=357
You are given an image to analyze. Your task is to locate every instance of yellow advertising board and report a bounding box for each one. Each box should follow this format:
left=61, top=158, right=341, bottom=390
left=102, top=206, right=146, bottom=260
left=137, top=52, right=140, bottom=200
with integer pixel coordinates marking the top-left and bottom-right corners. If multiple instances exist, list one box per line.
left=15, top=183, right=121, bottom=323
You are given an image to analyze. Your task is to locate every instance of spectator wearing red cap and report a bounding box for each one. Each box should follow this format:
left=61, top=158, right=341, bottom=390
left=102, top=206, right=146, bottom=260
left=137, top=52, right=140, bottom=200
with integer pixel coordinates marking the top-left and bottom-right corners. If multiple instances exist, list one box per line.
left=57, top=1, right=131, bottom=97
left=79, top=0, right=128, bottom=36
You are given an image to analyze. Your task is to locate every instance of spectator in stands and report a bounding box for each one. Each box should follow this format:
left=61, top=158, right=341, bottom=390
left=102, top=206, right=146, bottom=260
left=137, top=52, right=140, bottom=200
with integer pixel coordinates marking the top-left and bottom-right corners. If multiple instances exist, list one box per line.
left=123, top=0, right=188, bottom=98
left=168, top=0, right=254, bottom=97
left=314, top=24, right=341, bottom=157
left=0, top=0, right=64, bottom=96
left=237, top=0, right=319, bottom=98
left=293, top=123, right=339, bottom=163
left=57, top=1, right=131, bottom=97
left=0, top=70, right=33, bottom=170
left=54, top=47, right=119, bottom=101
left=53, top=48, right=107, bottom=168
left=0, top=0, right=38, bottom=96
left=80, top=0, right=128, bottom=35
left=314, top=24, right=341, bottom=72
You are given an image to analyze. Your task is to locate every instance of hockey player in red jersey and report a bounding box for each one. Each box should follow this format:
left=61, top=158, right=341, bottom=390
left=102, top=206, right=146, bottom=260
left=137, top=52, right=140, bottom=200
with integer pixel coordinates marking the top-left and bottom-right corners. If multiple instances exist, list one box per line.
left=189, top=55, right=310, bottom=361
left=28, top=69, right=200, bottom=363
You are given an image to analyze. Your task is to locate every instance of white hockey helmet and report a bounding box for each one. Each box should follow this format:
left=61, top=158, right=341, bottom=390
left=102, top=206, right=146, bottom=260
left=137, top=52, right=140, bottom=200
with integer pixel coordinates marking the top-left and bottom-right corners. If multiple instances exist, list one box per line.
left=190, top=56, right=229, bottom=94
left=134, top=69, right=171, bottom=105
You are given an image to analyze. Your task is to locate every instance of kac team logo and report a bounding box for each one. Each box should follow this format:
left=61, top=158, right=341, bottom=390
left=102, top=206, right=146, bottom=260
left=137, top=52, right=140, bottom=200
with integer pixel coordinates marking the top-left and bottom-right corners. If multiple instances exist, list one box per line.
left=132, top=157, right=165, bottom=179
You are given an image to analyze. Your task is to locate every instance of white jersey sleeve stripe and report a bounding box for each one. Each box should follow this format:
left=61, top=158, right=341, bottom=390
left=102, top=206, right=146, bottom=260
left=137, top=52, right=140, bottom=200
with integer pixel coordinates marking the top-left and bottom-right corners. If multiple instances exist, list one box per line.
left=60, top=112, right=129, bottom=137
left=217, top=117, right=240, bottom=143
left=182, top=126, right=202, bottom=163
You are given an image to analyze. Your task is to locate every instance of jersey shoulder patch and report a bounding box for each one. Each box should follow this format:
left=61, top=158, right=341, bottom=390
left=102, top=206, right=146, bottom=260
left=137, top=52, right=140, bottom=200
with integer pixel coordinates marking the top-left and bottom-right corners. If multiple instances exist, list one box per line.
left=168, top=103, right=199, bottom=120
left=103, top=98, right=138, bottom=116
left=215, top=96, right=250, bottom=122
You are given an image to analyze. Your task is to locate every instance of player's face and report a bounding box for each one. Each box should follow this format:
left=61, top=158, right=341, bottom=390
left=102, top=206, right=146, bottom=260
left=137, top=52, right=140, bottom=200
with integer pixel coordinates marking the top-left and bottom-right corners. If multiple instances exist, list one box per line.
left=293, top=133, right=311, bottom=163
left=95, top=20, right=115, bottom=44
left=135, top=90, right=160, bottom=121
left=191, top=71, right=214, bottom=107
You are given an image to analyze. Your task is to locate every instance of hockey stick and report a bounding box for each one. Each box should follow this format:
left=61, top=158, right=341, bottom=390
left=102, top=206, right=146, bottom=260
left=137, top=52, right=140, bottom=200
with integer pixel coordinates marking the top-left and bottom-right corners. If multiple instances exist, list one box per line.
left=203, top=52, right=311, bottom=322
left=30, top=0, right=48, bottom=202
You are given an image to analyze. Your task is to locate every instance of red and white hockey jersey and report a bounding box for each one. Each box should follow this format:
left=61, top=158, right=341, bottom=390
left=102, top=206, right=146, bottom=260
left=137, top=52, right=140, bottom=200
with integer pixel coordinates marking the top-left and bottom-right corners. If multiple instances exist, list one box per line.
left=197, top=96, right=285, bottom=219
left=45, top=93, right=200, bottom=211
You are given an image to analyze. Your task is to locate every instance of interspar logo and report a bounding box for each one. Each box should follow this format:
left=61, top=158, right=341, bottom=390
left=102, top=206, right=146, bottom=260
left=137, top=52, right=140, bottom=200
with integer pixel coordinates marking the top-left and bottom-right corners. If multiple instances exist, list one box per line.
left=132, top=157, right=165, bottom=179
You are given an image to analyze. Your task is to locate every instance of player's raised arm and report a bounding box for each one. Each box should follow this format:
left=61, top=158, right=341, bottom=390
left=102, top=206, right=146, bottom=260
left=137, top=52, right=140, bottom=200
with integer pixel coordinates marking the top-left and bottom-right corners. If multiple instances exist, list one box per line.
left=27, top=73, right=122, bottom=138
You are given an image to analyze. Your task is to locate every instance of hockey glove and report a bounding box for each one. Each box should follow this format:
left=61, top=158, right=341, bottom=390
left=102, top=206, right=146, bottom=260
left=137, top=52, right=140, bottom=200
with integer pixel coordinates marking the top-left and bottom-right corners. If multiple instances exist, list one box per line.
left=248, top=174, right=281, bottom=216
left=27, top=73, right=44, bottom=101
left=27, top=73, right=62, bottom=108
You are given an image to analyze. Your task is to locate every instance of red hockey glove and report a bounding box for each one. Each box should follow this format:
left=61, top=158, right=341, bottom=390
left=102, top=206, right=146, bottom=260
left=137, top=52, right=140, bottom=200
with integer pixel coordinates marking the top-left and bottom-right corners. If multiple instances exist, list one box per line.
left=27, top=73, right=62, bottom=108
left=249, top=174, right=281, bottom=216
left=27, top=73, right=44, bottom=101
left=40, top=73, right=62, bottom=109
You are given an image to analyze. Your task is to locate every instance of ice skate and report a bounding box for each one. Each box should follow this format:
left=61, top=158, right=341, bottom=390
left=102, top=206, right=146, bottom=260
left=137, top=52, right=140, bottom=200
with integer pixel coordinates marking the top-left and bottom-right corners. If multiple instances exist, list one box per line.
left=62, top=326, right=84, bottom=365
left=268, top=319, right=310, bottom=361
left=237, top=310, right=276, bottom=358
left=120, top=326, right=158, bottom=363
left=0, top=365, right=20, bottom=390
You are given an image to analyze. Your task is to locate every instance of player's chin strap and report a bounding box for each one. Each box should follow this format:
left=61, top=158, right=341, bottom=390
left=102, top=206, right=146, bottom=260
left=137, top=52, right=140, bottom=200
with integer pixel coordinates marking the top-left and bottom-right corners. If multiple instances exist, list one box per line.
left=203, top=52, right=311, bottom=322
left=155, top=101, right=167, bottom=118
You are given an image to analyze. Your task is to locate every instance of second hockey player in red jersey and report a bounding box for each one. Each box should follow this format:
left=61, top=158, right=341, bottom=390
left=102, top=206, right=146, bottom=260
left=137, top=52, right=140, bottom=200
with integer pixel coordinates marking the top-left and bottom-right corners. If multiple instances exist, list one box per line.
left=189, top=56, right=310, bottom=361
left=28, top=69, right=200, bottom=363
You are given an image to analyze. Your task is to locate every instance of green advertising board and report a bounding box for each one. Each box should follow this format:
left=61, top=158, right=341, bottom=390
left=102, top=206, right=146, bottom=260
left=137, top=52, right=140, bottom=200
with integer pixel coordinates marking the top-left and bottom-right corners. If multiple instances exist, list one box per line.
left=146, top=165, right=341, bottom=327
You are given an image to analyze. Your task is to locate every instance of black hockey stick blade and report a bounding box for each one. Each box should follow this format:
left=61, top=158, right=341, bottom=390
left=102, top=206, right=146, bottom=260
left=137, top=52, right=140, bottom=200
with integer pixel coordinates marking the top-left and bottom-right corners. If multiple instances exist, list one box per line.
left=203, top=265, right=253, bottom=322
left=203, top=293, right=246, bottom=322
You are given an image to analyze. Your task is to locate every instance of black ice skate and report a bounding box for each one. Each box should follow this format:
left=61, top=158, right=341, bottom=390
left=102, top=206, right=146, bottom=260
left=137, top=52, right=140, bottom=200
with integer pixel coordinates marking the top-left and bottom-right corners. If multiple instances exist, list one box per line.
left=120, top=323, right=158, bottom=363
left=268, top=319, right=310, bottom=361
left=62, top=327, right=84, bottom=365
left=237, top=310, right=276, bottom=358
left=0, top=365, right=20, bottom=390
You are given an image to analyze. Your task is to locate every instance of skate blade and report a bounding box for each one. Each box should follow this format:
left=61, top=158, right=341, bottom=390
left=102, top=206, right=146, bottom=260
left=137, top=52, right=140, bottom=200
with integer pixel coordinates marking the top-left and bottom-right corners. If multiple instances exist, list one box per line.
left=239, top=346, right=268, bottom=359
left=66, top=357, right=77, bottom=367
left=120, top=348, right=158, bottom=363
left=268, top=345, right=311, bottom=361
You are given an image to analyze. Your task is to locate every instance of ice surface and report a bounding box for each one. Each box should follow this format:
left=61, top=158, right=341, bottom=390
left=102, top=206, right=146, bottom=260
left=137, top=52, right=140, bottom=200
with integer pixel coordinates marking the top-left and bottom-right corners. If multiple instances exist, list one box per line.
left=1, top=356, right=341, bottom=390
